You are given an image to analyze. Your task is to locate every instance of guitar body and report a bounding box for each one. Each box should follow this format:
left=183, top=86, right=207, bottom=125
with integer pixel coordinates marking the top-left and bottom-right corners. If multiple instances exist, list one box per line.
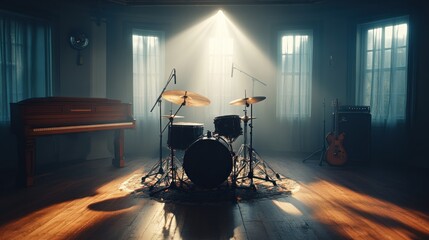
left=325, top=131, right=348, bottom=166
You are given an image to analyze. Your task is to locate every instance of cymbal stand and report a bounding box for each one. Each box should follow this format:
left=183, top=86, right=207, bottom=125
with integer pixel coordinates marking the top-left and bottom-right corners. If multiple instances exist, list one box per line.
left=234, top=103, right=279, bottom=190
left=141, top=69, right=176, bottom=182
left=148, top=101, right=188, bottom=195
left=233, top=106, right=249, bottom=186
left=232, top=64, right=267, bottom=96
left=140, top=101, right=167, bottom=183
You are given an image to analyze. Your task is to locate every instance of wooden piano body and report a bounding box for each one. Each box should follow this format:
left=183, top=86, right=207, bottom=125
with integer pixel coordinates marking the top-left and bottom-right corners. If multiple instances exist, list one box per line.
left=10, top=97, right=136, bottom=187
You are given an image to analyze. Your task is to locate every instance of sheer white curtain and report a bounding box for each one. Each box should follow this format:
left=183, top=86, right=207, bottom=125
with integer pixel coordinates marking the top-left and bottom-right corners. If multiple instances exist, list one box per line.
left=131, top=29, right=164, bottom=156
left=205, top=37, right=234, bottom=119
left=132, top=30, right=163, bottom=121
left=0, top=14, right=52, bottom=122
left=277, top=30, right=313, bottom=151
left=356, top=16, right=409, bottom=162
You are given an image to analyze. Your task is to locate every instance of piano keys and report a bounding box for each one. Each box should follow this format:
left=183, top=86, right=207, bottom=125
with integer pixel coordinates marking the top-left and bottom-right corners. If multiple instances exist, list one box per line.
left=10, top=97, right=136, bottom=187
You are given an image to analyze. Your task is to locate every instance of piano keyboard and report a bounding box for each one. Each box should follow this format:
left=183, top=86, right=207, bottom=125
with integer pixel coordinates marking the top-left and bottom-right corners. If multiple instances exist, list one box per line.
left=33, top=122, right=134, bottom=133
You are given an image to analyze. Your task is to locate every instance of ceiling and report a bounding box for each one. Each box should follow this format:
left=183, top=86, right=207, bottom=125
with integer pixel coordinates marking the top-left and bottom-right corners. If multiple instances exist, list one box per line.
left=105, top=0, right=325, bottom=6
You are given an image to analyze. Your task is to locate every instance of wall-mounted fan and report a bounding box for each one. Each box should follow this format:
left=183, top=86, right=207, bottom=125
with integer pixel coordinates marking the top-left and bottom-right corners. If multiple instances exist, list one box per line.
left=69, top=31, right=89, bottom=65
left=69, top=32, right=89, bottom=50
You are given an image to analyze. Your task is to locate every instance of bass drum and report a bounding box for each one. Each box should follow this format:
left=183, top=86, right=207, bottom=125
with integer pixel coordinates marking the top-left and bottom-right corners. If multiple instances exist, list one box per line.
left=183, top=137, right=233, bottom=189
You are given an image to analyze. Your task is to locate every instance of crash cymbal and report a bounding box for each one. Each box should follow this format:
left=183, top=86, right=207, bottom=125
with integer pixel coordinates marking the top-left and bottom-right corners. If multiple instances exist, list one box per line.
left=229, top=96, right=266, bottom=106
left=162, top=90, right=210, bottom=107
left=162, top=115, right=184, bottom=119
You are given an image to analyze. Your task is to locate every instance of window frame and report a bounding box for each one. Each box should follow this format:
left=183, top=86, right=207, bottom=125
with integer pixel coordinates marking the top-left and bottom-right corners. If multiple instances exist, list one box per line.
left=355, top=16, right=409, bottom=122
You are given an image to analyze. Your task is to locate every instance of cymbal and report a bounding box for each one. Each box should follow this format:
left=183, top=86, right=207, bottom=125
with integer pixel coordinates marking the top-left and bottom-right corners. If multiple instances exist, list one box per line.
left=162, top=90, right=210, bottom=107
left=229, top=96, right=266, bottom=106
left=240, top=115, right=256, bottom=121
left=162, top=115, right=184, bottom=119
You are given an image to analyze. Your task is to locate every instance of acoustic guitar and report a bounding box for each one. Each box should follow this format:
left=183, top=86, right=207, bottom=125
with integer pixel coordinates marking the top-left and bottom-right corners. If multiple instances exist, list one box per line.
left=325, top=99, right=348, bottom=166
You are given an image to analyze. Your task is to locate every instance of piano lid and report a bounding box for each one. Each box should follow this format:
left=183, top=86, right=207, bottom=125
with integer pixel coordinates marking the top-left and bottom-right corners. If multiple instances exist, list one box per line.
left=15, top=97, right=122, bottom=104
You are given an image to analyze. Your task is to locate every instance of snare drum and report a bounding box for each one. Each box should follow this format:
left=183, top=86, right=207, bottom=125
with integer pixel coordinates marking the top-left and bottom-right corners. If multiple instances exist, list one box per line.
left=214, top=115, right=242, bottom=141
left=168, top=122, right=204, bottom=150
left=183, top=137, right=233, bottom=188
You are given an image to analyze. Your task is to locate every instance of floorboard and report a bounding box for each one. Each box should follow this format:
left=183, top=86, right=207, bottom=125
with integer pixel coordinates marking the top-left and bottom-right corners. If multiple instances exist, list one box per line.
left=0, top=153, right=428, bottom=240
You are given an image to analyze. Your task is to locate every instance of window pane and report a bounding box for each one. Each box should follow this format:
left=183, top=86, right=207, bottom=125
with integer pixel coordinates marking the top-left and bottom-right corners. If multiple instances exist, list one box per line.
left=367, top=29, right=374, bottom=50
left=384, top=26, right=393, bottom=48
left=396, top=24, right=408, bottom=47
left=282, top=36, right=293, bottom=54
left=395, top=70, right=407, bottom=91
left=396, top=47, right=407, bottom=67
left=383, top=49, right=391, bottom=68
left=366, top=51, right=373, bottom=69
left=373, top=50, right=381, bottom=69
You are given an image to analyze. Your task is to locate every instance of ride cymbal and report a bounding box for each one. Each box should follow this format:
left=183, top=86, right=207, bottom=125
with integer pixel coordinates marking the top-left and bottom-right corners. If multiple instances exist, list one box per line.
left=229, top=96, right=266, bottom=106
left=162, top=90, right=210, bottom=107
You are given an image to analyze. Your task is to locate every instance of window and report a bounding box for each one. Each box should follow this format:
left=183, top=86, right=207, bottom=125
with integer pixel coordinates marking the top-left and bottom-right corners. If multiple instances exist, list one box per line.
left=132, top=29, right=164, bottom=121
left=356, top=16, right=409, bottom=123
left=0, top=13, right=52, bottom=122
left=277, top=30, right=313, bottom=120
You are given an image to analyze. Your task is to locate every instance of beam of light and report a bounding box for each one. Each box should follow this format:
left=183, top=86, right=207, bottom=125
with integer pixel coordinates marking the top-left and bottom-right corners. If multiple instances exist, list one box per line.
left=167, top=9, right=275, bottom=127
left=272, top=200, right=303, bottom=216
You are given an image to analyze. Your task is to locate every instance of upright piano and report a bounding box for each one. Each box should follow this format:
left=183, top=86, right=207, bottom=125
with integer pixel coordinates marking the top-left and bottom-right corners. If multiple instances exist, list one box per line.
left=10, top=97, right=136, bottom=187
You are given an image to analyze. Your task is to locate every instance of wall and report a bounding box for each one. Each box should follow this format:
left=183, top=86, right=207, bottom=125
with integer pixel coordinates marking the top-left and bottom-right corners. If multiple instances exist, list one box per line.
left=409, top=3, right=429, bottom=168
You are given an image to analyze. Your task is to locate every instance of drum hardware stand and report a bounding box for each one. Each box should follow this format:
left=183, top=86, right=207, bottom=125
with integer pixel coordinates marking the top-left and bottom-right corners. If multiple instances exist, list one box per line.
left=140, top=102, right=167, bottom=183
left=148, top=98, right=189, bottom=195
left=141, top=69, right=189, bottom=193
left=232, top=64, right=267, bottom=96
left=229, top=68, right=274, bottom=188
left=303, top=98, right=327, bottom=166
left=234, top=103, right=279, bottom=190
left=141, top=69, right=176, bottom=182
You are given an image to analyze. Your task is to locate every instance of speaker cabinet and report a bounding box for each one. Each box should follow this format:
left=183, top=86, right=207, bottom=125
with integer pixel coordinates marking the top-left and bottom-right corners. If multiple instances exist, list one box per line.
left=336, top=112, right=371, bottom=163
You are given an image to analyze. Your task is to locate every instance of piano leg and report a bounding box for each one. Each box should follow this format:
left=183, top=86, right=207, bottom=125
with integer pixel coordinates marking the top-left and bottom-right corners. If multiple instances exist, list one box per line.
left=113, top=129, right=125, bottom=168
left=17, top=136, right=35, bottom=187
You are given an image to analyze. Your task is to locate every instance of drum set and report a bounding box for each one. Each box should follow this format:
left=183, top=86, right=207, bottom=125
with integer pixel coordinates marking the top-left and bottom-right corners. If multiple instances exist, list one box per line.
left=142, top=89, right=280, bottom=194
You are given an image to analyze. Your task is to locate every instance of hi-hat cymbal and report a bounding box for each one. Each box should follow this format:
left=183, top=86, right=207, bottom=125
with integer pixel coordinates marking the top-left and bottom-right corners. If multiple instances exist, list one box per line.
left=229, top=96, right=266, bottom=106
left=162, top=90, right=210, bottom=107
left=240, top=115, right=256, bottom=121
left=162, top=115, right=184, bottom=119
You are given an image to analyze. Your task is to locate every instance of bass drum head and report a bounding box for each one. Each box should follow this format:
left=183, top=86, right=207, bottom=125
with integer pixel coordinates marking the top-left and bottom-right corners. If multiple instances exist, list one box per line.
left=183, top=138, right=232, bottom=189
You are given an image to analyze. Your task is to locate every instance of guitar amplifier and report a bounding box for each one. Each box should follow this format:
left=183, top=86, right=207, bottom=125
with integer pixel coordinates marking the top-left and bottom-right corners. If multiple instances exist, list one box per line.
left=338, top=105, right=370, bottom=113
left=336, top=110, right=372, bottom=163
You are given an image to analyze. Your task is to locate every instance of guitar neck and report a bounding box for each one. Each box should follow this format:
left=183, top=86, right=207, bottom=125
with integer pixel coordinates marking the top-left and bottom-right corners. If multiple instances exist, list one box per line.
left=334, top=98, right=339, bottom=136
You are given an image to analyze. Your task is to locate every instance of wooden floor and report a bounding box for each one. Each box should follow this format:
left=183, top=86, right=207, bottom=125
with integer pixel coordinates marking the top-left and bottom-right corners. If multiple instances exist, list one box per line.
left=1, top=153, right=428, bottom=240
